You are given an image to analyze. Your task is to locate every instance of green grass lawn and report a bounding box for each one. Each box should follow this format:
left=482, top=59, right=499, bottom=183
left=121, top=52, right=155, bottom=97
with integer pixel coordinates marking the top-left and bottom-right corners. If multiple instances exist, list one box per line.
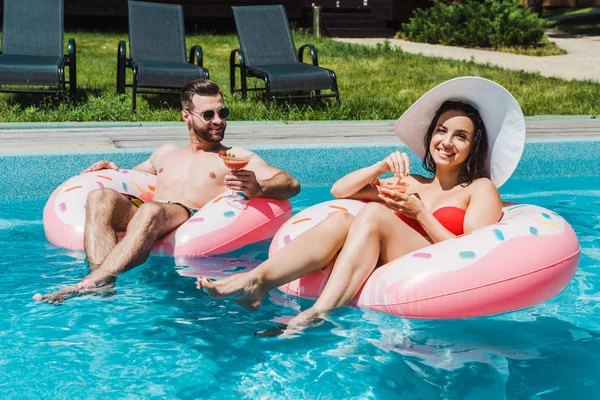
left=0, top=31, right=598, bottom=122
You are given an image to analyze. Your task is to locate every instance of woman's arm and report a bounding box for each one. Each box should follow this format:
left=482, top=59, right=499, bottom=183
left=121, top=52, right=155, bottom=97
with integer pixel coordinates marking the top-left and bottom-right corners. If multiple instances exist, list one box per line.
left=378, top=178, right=502, bottom=243
left=330, top=163, right=385, bottom=201
left=462, top=178, right=503, bottom=233
left=331, top=151, right=411, bottom=200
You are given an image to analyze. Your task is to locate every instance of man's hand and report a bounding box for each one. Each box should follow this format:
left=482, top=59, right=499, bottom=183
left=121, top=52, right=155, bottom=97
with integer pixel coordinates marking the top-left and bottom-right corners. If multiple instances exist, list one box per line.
left=82, top=160, right=119, bottom=173
left=224, top=169, right=263, bottom=197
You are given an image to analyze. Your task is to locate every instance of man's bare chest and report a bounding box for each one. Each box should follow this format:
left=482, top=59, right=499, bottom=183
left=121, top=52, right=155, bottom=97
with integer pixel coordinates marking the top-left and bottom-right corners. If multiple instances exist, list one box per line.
left=155, top=155, right=227, bottom=188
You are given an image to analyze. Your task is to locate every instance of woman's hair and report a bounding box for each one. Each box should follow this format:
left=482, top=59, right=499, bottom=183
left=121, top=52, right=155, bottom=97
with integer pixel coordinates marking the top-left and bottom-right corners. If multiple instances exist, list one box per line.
left=422, top=100, right=489, bottom=186
left=180, top=79, right=221, bottom=111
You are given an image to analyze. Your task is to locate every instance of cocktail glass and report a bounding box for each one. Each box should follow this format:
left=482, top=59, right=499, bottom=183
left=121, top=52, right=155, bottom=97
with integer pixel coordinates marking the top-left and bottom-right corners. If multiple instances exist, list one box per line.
left=387, top=179, right=408, bottom=193
left=372, top=178, right=408, bottom=198
left=219, top=153, right=252, bottom=209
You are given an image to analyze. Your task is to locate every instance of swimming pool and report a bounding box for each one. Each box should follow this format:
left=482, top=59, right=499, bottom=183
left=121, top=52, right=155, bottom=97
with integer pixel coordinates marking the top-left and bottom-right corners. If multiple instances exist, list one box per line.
left=1, top=139, right=599, bottom=398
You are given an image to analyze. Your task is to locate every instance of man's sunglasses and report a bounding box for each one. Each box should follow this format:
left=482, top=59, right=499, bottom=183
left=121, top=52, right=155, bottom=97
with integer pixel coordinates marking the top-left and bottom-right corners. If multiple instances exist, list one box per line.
left=187, top=107, right=230, bottom=122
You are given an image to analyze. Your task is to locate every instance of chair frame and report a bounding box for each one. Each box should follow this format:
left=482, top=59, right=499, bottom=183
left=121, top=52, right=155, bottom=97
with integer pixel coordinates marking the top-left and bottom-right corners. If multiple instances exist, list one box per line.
left=230, top=44, right=339, bottom=103
left=229, top=6, right=339, bottom=103
left=0, top=1, right=77, bottom=98
left=117, top=41, right=208, bottom=111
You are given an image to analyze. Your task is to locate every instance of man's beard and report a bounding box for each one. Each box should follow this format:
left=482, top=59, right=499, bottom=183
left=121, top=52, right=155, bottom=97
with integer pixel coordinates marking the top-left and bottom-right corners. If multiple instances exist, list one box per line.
left=192, top=119, right=225, bottom=143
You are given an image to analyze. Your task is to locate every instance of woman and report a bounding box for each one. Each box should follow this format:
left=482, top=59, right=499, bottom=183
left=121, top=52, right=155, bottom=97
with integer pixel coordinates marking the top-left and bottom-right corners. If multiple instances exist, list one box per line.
left=197, top=77, right=526, bottom=334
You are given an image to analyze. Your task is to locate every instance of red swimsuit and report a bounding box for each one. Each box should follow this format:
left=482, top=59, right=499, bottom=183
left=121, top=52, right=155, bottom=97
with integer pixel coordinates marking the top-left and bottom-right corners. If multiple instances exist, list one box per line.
left=396, top=206, right=466, bottom=236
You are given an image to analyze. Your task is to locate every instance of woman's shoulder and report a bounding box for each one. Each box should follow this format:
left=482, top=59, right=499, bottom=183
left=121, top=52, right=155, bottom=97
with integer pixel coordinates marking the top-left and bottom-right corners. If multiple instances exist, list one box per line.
left=467, top=177, right=500, bottom=201
left=469, top=177, right=496, bottom=190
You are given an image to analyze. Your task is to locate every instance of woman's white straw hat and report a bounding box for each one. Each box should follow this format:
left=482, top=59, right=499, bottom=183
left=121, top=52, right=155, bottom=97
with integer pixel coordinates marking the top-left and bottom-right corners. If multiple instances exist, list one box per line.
left=393, top=76, right=526, bottom=188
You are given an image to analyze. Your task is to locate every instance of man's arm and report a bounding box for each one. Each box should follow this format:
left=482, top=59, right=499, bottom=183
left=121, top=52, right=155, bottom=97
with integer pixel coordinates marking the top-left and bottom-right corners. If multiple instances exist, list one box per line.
left=256, top=170, right=300, bottom=200
left=133, top=144, right=180, bottom=175
left=132, top=158, right=155, bottom=174
left=226, top=151, right=300, bottom=200
left=81, top=143, right=177, bottom=174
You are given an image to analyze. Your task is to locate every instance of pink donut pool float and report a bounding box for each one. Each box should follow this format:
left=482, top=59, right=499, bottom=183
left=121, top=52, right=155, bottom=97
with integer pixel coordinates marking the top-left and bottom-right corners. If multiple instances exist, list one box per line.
left=269, top=199, right=580, bottom=319
left=43, top=169, right=292, bottom=257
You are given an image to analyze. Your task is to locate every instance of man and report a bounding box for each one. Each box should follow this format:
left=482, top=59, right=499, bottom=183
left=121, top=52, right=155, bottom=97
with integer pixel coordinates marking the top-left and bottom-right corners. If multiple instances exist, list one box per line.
left=34, top=79, right=300, bottom=304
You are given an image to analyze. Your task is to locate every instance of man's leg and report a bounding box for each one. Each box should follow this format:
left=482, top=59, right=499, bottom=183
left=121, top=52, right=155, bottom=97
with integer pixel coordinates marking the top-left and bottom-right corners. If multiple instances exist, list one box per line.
left=35, top=202, right=190, bottom=304
left=85, top=202, right=190, bottom=285
left=84, top=189, right=139, bottom=269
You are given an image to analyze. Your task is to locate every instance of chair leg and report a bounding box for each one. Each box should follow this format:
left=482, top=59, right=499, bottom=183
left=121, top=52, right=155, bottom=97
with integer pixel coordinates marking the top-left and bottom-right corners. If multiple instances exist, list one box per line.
left=241, top=67, right=248, bottom=100
left=132, top=69, right=138, bottom=112
left=264, top=77, right=273, bottom=102
left=117, top=41, right=127, bottom=94
left=68, top=38, right=77, bottom=98
left=132, top=86, right=137, bottom=112
left=58, top=64, right=67, bottom=100
left=69, top=68, right=77, bottom=98
left=229, top=53, right=236, bottom=95
left=330, top=71, right=341, bottom=105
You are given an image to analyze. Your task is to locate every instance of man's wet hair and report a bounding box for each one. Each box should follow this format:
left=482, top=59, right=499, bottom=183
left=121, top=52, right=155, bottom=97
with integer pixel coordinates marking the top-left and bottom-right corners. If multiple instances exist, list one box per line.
left=180, top=79, right=221, bottom=111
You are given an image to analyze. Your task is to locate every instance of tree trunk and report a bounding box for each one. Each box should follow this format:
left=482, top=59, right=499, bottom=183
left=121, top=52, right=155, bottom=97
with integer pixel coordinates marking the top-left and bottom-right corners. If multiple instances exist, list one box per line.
left=525, top=0, right=544, bottom=17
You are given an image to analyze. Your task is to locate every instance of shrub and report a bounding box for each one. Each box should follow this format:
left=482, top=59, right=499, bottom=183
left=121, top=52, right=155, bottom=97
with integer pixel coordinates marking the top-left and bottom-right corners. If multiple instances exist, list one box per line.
left=401, top=0, right=546, bottom=48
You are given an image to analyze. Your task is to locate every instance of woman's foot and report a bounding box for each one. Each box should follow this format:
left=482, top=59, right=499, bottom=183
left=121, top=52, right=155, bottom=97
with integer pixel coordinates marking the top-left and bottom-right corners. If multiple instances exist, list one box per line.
left=33, top=279, right=113, bottom=305
left=284, top=308, right=325, bottom=333
left=196, top=272, right=265, bottom=311
left=254, top=308, right=325, bottom=337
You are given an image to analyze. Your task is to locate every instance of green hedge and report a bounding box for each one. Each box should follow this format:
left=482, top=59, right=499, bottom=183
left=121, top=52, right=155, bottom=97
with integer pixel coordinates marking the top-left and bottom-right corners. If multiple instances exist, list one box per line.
left=402, top=0, right=546, bottom=48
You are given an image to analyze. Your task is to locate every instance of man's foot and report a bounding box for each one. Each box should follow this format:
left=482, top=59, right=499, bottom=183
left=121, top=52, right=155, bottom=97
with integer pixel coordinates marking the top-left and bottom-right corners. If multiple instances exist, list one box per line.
left=33, top=279, right=112, bottom=305
left=196, top=272, right=265, bottom=311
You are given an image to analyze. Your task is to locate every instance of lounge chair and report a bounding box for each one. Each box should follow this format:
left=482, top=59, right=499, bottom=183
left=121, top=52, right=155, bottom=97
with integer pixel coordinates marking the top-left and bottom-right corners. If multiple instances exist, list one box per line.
left=117, top=0, right=209, bottom=111
left=230, top=5, right=340, bottom=103
left=0, top=0, right=76, bottom=98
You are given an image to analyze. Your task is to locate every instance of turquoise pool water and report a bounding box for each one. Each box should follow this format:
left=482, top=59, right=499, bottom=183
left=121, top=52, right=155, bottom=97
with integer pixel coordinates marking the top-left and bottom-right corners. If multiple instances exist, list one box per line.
left=1, top=141, right=599, bottom=398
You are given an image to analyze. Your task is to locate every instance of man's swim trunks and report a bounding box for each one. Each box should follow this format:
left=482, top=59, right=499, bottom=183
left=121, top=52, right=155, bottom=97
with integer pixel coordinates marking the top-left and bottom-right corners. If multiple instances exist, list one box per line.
left=122, top=194, right=198, bottom=217
left=155, top=199, right=199, bottom=217
left=123, top=193, right=144, bottom=208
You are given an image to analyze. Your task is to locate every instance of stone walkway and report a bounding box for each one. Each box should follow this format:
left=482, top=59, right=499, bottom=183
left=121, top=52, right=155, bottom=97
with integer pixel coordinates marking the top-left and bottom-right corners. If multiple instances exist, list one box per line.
left=1, top=118, right=598, bottom=152
left=335, top=30, right=600, bottom=82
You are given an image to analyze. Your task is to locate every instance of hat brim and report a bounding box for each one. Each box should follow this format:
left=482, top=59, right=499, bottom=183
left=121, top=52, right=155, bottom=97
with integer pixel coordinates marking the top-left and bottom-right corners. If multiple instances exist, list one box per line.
left=393, top=77, right=525, bottom=188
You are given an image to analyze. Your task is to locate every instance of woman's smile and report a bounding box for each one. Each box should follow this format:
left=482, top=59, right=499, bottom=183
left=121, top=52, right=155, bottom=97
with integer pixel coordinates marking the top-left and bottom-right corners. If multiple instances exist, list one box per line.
left=430, top=110, right=475, bottom=166
left=436, top=147, right=456, bottom=159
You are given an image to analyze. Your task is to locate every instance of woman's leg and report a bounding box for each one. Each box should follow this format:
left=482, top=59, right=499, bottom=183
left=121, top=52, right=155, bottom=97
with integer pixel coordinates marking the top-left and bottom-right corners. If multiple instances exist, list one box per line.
left=198, top=211, right=356, bottom=311
left=287, top=202, right=431, bottom=330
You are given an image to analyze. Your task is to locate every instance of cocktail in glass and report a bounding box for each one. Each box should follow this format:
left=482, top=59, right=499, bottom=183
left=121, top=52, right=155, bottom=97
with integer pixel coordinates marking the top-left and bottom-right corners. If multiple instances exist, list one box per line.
left=219, top=151, right=252, bottom=209
left=371, top=178, right=408, bottom=198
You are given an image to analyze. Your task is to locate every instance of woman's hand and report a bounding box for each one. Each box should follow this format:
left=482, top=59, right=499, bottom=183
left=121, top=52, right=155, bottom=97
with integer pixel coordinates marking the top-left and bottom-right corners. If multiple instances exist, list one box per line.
left=82, top=160, right=119, bottom=173
left=378, top=187, right=426, bottom=219
left=376, top=151, right=411, bottom=177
